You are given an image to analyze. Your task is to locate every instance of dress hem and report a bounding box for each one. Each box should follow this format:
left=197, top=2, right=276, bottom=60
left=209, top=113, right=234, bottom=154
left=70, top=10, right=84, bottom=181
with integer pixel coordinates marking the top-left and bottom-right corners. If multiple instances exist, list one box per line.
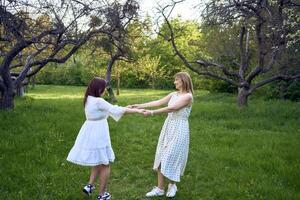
left=67, top=158, right=114, bottom=166
left=153, top=162, right=181, bottom=183
left=153, top=167, right=181, bottom=182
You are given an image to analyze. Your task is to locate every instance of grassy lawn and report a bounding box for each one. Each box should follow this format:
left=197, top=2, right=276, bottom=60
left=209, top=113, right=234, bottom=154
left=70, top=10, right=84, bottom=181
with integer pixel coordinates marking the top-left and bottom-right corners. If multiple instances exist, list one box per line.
left=0, top=85, right=300, bottom=200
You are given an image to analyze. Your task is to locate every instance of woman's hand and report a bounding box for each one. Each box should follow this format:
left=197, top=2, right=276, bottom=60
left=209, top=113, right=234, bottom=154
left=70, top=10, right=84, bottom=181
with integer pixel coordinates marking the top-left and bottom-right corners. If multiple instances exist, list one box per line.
left=127, top=104, right=143, bottom=109
left=124, top=107, right=145, bottom=114
left=142, top=110, right=152, bottom=117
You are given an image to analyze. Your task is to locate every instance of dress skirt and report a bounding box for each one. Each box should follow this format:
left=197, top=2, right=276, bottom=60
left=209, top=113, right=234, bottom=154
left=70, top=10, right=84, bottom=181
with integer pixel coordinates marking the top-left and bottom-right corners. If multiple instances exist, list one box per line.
left=67, top=119, right=115, bottom=166
left=153, top=116, right=190, bottom=182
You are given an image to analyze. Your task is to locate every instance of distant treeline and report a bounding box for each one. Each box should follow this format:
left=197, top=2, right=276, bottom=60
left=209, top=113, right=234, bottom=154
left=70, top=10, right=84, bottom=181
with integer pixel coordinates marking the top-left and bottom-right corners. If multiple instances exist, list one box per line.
left=34, top=18, right=299, bottom=101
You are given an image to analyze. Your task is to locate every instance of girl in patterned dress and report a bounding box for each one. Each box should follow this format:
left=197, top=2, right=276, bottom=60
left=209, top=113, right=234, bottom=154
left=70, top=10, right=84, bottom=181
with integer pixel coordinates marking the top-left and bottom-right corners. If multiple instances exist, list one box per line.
left=129, top=72, right=193, bottom=198
left=67, top=77, right=144, bottom=200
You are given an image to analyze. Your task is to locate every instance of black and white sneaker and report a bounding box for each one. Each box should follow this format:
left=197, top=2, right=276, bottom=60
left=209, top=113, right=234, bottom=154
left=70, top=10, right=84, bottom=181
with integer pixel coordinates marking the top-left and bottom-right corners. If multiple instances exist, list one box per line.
left=97, top=192, right=111, bottom=200
left=83, top=184, right=95, bottom=196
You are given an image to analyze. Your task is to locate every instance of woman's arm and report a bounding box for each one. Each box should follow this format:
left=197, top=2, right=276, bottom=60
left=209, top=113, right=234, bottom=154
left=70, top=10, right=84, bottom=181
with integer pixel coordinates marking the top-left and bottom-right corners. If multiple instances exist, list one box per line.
left=131, top=92, right=174, bottom=109
left=124, top=108, right=144, bottom=114
left=144, top=94, right=192, bottom=116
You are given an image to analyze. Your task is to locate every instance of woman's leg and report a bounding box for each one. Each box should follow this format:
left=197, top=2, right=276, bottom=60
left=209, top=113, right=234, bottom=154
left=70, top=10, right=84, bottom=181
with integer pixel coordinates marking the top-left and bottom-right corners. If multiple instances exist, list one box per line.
left=98, top=164, right=110, bottom=195
left=157, top=166, right=164, bottom=189
left=88, top=165, right=101, bottom=185
left=145, top=165, right=165, bottom=197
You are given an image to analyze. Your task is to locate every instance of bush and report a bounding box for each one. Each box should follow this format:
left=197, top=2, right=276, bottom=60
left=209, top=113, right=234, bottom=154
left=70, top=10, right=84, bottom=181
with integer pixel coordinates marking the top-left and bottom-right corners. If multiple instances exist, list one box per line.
left=35, top=58, right=104, bottom=86
left=267, top=79, right=300, bottom=101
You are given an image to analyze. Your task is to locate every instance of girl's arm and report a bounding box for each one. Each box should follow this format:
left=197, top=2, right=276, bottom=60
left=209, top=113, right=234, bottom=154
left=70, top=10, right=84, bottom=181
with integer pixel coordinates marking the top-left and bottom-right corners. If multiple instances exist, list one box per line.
left=97, top=98, right=142, bottom=121
left=131, top=92, right=174, bottom=108
left=98, top=98, right=143, bottom=114
left=145, top=94, right=192, bottom=116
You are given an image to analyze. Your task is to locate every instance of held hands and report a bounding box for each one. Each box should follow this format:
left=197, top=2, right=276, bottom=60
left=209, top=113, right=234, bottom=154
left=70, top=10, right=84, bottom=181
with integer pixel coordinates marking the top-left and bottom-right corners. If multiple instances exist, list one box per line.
left=136, top=108, right=145, bottom=114
left=142, top=110, right=152, bottom=117
left=134, top=108, right=152, bottom=117
left=126, top=105, right=153, bottom=117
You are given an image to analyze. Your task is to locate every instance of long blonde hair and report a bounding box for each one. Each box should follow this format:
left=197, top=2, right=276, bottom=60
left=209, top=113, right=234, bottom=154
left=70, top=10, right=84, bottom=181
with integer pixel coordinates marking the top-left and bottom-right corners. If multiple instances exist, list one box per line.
left=175, top=72, right=194, bottom=94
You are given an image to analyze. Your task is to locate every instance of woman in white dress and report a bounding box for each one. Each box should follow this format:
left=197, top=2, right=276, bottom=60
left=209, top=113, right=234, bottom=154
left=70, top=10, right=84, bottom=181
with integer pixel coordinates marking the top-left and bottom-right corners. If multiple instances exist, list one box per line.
left=130, top=72, right=193, bottom=198
left=67, top=77, right=143, bottom=200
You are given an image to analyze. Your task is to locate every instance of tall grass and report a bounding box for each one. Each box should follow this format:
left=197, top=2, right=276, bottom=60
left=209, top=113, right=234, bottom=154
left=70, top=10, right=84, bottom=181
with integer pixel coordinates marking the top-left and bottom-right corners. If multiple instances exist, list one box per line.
left=0, top=85, right=299, bottom=200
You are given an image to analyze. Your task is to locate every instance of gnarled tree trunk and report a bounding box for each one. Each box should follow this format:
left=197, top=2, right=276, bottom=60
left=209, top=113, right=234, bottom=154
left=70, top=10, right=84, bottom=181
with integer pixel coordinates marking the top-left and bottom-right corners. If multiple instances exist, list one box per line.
left=0, top=74, right=14, bottom=110
left=116, top=69, right=120, bottom=95
left=237, top=87, right=250, bottom=107
left=1, top=91, right=14, bottom=110
left=105, top=52, right=121, bottom=103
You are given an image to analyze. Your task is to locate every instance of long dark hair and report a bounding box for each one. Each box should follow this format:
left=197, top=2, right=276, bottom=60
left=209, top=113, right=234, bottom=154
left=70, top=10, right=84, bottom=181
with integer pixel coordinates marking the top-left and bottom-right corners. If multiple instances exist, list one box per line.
left=83, top=77, right=106, bottom=107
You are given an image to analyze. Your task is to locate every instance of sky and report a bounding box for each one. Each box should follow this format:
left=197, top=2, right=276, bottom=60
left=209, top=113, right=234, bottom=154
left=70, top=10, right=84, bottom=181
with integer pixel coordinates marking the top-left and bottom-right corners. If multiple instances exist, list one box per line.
left=138, top=0, right=205, bottom=21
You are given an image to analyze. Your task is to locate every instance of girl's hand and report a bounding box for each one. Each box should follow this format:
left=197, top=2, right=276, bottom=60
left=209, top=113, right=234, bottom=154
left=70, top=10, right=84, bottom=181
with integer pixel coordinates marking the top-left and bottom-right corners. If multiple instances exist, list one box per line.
left=137, top=108, right=146, bottom=114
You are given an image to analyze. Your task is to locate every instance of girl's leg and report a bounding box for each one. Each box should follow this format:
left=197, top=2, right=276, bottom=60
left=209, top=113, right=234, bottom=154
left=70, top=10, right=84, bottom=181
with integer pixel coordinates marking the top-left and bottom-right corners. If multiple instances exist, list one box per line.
left=88, top=165, right=101, bottom=185
left=98, top=164, right=110, bottom=195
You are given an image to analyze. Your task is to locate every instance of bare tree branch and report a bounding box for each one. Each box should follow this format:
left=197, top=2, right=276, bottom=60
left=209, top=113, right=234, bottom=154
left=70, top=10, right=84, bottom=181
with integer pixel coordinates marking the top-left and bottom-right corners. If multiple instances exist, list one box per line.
left=250, top=73, right=300, bottom=93
left=159, top=1, right=240, bottom=87
left=14, top=44, right=49, bottom=86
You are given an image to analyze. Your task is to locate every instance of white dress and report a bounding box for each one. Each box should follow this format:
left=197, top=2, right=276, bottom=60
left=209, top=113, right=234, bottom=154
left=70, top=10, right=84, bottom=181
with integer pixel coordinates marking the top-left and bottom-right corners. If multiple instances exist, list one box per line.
left=67, top=96, right=125, bottom=166
left=153, top=92, right=192, bottom=182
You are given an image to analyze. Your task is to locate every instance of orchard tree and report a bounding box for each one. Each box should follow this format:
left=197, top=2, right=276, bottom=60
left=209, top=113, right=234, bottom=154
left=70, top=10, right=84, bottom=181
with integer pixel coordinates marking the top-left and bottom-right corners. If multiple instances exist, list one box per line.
left=0, top=0, right=139, bottom=109
left=159, top=0, right=300, bottom=107
left=86, top=0, right=139, bottom=102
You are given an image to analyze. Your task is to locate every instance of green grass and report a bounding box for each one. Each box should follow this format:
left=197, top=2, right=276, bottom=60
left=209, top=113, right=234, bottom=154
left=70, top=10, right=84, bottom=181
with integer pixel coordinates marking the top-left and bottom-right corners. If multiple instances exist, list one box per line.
left=0, top=85, right=300, bottom=200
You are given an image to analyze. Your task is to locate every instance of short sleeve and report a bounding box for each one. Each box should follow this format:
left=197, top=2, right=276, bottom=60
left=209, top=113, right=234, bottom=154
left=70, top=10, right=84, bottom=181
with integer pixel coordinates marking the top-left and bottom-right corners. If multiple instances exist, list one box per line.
left=97, top=98, right=126, bottom=121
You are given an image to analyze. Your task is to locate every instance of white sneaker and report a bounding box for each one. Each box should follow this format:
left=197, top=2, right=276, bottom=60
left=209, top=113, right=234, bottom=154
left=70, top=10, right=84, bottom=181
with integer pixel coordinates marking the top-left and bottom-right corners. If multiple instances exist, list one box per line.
left=145, top=186, right=165, bottom=197
left=166, top=184, right=177, bottom=198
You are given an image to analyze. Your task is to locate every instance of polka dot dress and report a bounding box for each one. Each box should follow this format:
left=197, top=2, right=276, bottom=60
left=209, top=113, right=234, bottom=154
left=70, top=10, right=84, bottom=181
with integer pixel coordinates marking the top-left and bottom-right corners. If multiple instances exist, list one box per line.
left=153, top=92, right=192, bottom=182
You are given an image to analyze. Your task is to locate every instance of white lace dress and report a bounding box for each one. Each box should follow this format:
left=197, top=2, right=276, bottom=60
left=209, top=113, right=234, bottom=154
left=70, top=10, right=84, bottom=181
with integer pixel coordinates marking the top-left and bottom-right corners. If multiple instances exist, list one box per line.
left=153, top=92, right=192, bottom=182
left=67, top=96, right=125, bottom=166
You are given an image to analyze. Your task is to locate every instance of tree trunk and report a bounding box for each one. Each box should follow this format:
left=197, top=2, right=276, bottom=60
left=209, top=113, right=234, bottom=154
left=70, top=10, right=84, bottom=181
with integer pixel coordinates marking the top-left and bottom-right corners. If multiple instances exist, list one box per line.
left=106, top=83, right=117, bottom=103
left=105, top=53, right=120, bottom=103
left=0, top=73, right=15, bottom=110
left=30, top=76, right=36, bottom=89
left=237, top=87, right=249, bottom=107
left=16, top=85, right=25, bottom=97
left=151, top=77, right=155, bottom=89
left=0, top=87, right=14, bottom=110
left=279, top=81, right=287, bottom=99
left=116, top=70, right=120, bottom=96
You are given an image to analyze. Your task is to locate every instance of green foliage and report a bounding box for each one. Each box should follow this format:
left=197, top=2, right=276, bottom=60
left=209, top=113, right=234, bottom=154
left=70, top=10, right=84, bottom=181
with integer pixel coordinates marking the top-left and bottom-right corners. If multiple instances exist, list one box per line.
left=34, top=18, right=209, bottom=90
left=35, top=62, right=85, bottom=86
left=35, top=53, right=107, bottom=86
left=265, top=44, right=300, bottom=101
left=33, top=16, right=299, bottom=98
left=207, top=79, right=237, bottom=93
left=0, top=85, right=300, bottom=199
left=147, top=18, right=204, bottom=73
left=198, top=23, right=254, bottom=92
left=267, top=80, right=300, bottom=101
